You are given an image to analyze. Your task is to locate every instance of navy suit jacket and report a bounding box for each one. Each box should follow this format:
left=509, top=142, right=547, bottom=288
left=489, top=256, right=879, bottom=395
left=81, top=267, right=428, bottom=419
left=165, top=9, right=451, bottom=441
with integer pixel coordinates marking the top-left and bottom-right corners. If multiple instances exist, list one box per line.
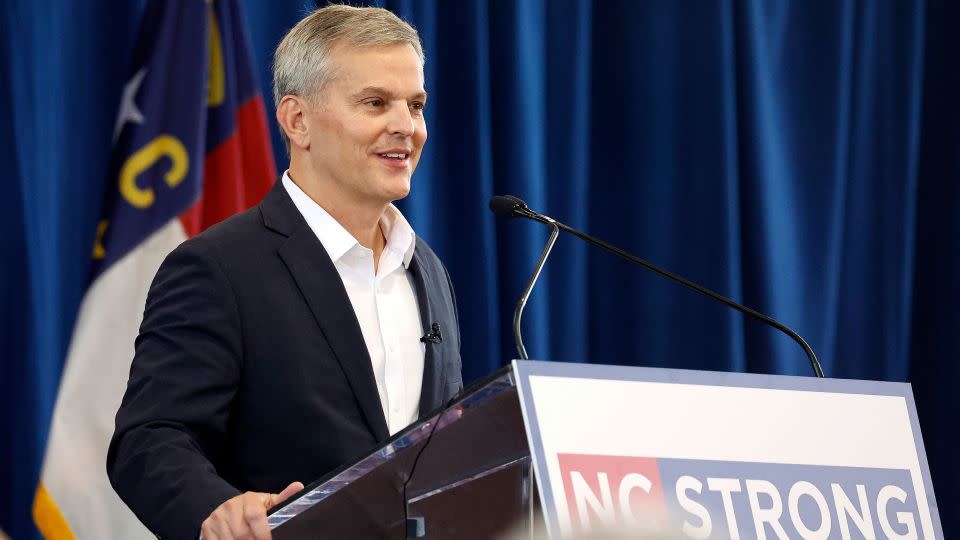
left=107, top=181, right=463, bottom=540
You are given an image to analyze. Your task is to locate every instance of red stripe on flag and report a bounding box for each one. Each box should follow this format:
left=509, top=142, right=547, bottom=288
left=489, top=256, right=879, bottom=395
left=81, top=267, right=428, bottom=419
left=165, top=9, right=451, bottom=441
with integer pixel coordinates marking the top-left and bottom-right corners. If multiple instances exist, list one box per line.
left=180, top=95, right=277, bottom=238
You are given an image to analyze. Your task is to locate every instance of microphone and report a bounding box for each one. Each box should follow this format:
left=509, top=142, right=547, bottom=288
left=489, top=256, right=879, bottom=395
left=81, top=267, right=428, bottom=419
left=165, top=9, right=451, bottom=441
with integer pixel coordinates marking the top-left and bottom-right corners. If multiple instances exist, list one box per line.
left=489, top=195, right=825, bottom=378
left=490, top=195, right=552, bottom=225
left=488, top=195, right=525, bottom=217
left=420, top=322, right=442, bottom=344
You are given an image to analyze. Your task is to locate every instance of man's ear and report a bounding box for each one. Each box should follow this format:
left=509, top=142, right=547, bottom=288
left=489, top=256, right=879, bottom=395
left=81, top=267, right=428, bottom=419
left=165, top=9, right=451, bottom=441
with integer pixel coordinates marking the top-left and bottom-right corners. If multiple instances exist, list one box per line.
left=276, top=95, right=310, bottom=150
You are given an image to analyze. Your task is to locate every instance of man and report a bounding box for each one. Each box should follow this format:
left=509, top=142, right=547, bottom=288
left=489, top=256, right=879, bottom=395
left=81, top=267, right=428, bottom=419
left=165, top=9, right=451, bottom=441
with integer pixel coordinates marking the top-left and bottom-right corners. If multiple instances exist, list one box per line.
left=107, top=6, right=463, bottom=539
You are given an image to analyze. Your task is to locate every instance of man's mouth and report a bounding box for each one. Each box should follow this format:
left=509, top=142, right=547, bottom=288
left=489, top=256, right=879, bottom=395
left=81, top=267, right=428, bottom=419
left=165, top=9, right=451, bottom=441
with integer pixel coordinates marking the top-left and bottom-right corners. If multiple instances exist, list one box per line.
left=378, top=152, right=409, bottom=160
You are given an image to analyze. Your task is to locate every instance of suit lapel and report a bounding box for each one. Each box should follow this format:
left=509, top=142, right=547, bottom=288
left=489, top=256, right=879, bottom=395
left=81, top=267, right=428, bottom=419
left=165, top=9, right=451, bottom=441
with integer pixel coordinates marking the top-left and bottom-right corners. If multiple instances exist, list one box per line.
left=409, top=244, right=445, bottom=415
left=261, top=182, right=390, bottom=443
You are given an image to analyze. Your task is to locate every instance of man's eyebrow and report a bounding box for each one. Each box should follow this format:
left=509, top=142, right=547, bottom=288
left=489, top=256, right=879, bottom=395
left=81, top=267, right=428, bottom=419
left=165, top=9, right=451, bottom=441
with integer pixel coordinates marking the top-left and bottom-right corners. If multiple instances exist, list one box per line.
left=352, top=86, right=428, bottom=101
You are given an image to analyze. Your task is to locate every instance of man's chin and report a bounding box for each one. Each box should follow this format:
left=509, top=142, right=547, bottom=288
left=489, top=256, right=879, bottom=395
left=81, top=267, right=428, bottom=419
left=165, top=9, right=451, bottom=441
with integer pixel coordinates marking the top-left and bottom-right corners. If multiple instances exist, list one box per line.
left=383, top=180, right=412, bottom=202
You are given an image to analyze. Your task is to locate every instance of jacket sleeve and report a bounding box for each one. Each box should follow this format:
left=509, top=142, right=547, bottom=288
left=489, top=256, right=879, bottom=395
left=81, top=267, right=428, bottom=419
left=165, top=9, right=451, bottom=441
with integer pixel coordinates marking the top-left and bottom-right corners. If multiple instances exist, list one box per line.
left=107, top=235, right=243, bottom=540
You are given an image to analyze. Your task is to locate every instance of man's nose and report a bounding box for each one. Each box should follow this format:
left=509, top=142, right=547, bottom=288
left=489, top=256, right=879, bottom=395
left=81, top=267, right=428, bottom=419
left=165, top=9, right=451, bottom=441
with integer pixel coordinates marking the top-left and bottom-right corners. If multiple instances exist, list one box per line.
left=387, top=103, right=416, bottom=136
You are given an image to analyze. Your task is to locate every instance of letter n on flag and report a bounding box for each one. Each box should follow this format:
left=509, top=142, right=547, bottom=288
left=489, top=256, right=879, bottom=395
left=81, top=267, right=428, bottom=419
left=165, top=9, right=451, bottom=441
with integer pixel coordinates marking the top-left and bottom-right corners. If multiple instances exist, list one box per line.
left=33, top=1, right=275, bottom=538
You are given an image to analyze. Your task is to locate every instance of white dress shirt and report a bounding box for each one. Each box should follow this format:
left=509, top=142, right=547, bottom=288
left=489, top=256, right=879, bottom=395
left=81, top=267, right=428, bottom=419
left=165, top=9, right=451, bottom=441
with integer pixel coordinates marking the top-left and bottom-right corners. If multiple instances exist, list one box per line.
left=282, top=172, right=425, bottom=435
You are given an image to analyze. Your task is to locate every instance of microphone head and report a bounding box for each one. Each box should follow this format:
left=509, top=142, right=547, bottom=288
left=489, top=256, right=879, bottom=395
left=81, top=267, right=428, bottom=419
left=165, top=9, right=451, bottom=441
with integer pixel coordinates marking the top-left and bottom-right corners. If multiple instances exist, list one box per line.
left=489, top=195, right=529, bottom=218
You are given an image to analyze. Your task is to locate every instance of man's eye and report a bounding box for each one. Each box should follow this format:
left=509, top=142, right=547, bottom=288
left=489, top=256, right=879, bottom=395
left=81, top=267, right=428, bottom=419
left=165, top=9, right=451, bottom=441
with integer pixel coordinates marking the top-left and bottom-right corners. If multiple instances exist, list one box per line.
left=411, top=102, right=425, bottom=113
left=365, top=99, right=384, bottom=107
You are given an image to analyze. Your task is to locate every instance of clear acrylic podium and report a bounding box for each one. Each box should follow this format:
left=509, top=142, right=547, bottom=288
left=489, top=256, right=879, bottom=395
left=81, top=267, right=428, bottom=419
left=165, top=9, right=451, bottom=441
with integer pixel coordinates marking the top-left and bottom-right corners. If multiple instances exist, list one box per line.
left=267, top=367, right=539, bottom=539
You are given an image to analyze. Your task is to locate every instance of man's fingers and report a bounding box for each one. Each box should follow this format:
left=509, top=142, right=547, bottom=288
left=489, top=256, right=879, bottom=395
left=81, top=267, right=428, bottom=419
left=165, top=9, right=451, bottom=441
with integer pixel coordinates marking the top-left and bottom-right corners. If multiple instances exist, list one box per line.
left=200, top=519, right=220, bottom=540
left=269, top=481, right=305, bottom=507
left=210, top=511, right=236, bottom=540
left=202, top=493, right=267, bottom=540
left=202, top=486, right=302, bottom=540
left=203, top=509, right=233, bottom=540
left=243, top=494, right=272, bottom=540
left=225, top=496, right=255, bottom=540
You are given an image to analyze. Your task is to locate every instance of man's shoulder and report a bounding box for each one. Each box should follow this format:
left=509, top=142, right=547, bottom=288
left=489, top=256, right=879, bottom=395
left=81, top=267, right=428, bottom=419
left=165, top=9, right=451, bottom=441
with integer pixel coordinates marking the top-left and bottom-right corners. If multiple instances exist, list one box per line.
left=412, top=235, right=455, bottom=290
left=413, top=234, right=442, bottom=264
left=169, top=203, right=272, bottom=267
left=197, top=204, right=265, bottom=243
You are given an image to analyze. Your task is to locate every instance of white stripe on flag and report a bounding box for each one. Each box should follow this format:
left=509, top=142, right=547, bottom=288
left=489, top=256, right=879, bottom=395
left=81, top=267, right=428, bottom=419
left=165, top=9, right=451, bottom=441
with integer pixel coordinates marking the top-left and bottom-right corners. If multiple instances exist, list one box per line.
left=39, top=219, right=188, bottom=539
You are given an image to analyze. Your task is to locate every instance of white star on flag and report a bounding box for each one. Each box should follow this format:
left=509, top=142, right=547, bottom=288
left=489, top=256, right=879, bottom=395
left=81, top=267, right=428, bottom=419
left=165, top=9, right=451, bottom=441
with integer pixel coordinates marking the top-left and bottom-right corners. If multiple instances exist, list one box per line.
left=112, top=68, right=147, bottom=142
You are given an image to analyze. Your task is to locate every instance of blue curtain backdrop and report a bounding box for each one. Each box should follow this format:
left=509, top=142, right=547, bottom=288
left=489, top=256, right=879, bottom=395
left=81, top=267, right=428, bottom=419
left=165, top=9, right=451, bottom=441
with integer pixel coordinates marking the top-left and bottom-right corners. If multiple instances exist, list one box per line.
left=2, top=0, right=957, bottom=538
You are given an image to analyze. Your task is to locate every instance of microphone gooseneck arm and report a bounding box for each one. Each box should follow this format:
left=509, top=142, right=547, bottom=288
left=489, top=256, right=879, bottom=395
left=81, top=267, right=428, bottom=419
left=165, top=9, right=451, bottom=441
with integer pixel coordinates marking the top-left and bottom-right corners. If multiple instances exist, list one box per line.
left=512, top=217, right=559, bottom=360
left=555, top=221, right=824, bottom=378
left=490, top=195, right=825, bottom=378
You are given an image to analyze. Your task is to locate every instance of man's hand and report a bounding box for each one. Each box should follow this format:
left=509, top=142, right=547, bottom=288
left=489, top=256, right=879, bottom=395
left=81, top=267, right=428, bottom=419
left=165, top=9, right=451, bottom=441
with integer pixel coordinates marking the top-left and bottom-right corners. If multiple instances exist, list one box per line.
left=201, top=481, right=304, bottom=540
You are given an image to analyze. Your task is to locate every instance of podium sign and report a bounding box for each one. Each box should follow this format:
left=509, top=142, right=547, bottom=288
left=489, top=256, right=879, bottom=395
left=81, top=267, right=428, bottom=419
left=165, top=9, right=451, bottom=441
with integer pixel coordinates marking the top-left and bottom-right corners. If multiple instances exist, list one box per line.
left=513, top=360, right=943, bottom=539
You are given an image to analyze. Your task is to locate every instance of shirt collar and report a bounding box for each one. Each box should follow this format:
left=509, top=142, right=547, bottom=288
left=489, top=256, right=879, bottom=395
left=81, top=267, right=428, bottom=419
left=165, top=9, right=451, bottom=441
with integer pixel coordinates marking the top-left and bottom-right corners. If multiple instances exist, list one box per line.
left=380, top=202, right=417, bottom=269
left=281, top=170, right=416, bottom=268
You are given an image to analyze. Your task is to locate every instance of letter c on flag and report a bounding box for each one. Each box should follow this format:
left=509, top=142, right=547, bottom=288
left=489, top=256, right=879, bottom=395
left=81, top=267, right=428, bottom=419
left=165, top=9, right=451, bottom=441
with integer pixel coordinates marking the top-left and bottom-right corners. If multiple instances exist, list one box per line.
left=119, top=135, right=189, bottom=209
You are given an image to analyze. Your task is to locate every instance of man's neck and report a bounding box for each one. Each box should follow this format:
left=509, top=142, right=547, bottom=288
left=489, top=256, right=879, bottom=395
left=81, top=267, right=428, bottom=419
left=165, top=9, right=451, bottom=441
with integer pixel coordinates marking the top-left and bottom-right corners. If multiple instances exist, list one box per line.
left=287, top=166, right=389, bottom=269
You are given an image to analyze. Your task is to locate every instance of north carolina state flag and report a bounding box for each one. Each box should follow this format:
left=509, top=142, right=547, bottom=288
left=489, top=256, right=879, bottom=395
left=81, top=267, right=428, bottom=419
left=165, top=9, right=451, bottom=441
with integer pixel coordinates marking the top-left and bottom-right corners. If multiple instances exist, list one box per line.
left=33, top=1, right=274, bottom=537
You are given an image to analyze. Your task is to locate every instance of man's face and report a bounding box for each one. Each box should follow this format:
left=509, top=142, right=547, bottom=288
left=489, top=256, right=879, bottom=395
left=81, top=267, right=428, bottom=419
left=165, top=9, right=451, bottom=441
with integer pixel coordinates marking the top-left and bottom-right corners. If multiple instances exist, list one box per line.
left=305, top=42, right=427, bottom=207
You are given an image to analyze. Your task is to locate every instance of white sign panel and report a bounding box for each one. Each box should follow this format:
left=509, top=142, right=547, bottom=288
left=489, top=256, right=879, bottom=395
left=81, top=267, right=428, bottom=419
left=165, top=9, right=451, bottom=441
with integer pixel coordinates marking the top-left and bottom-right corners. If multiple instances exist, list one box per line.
left=513, top=360, right=942, bottom=539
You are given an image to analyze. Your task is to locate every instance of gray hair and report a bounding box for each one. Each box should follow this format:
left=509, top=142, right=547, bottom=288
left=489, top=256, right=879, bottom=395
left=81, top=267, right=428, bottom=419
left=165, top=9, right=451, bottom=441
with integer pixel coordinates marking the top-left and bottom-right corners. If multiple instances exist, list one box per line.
left=272, top=4, right=425, bottom=151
